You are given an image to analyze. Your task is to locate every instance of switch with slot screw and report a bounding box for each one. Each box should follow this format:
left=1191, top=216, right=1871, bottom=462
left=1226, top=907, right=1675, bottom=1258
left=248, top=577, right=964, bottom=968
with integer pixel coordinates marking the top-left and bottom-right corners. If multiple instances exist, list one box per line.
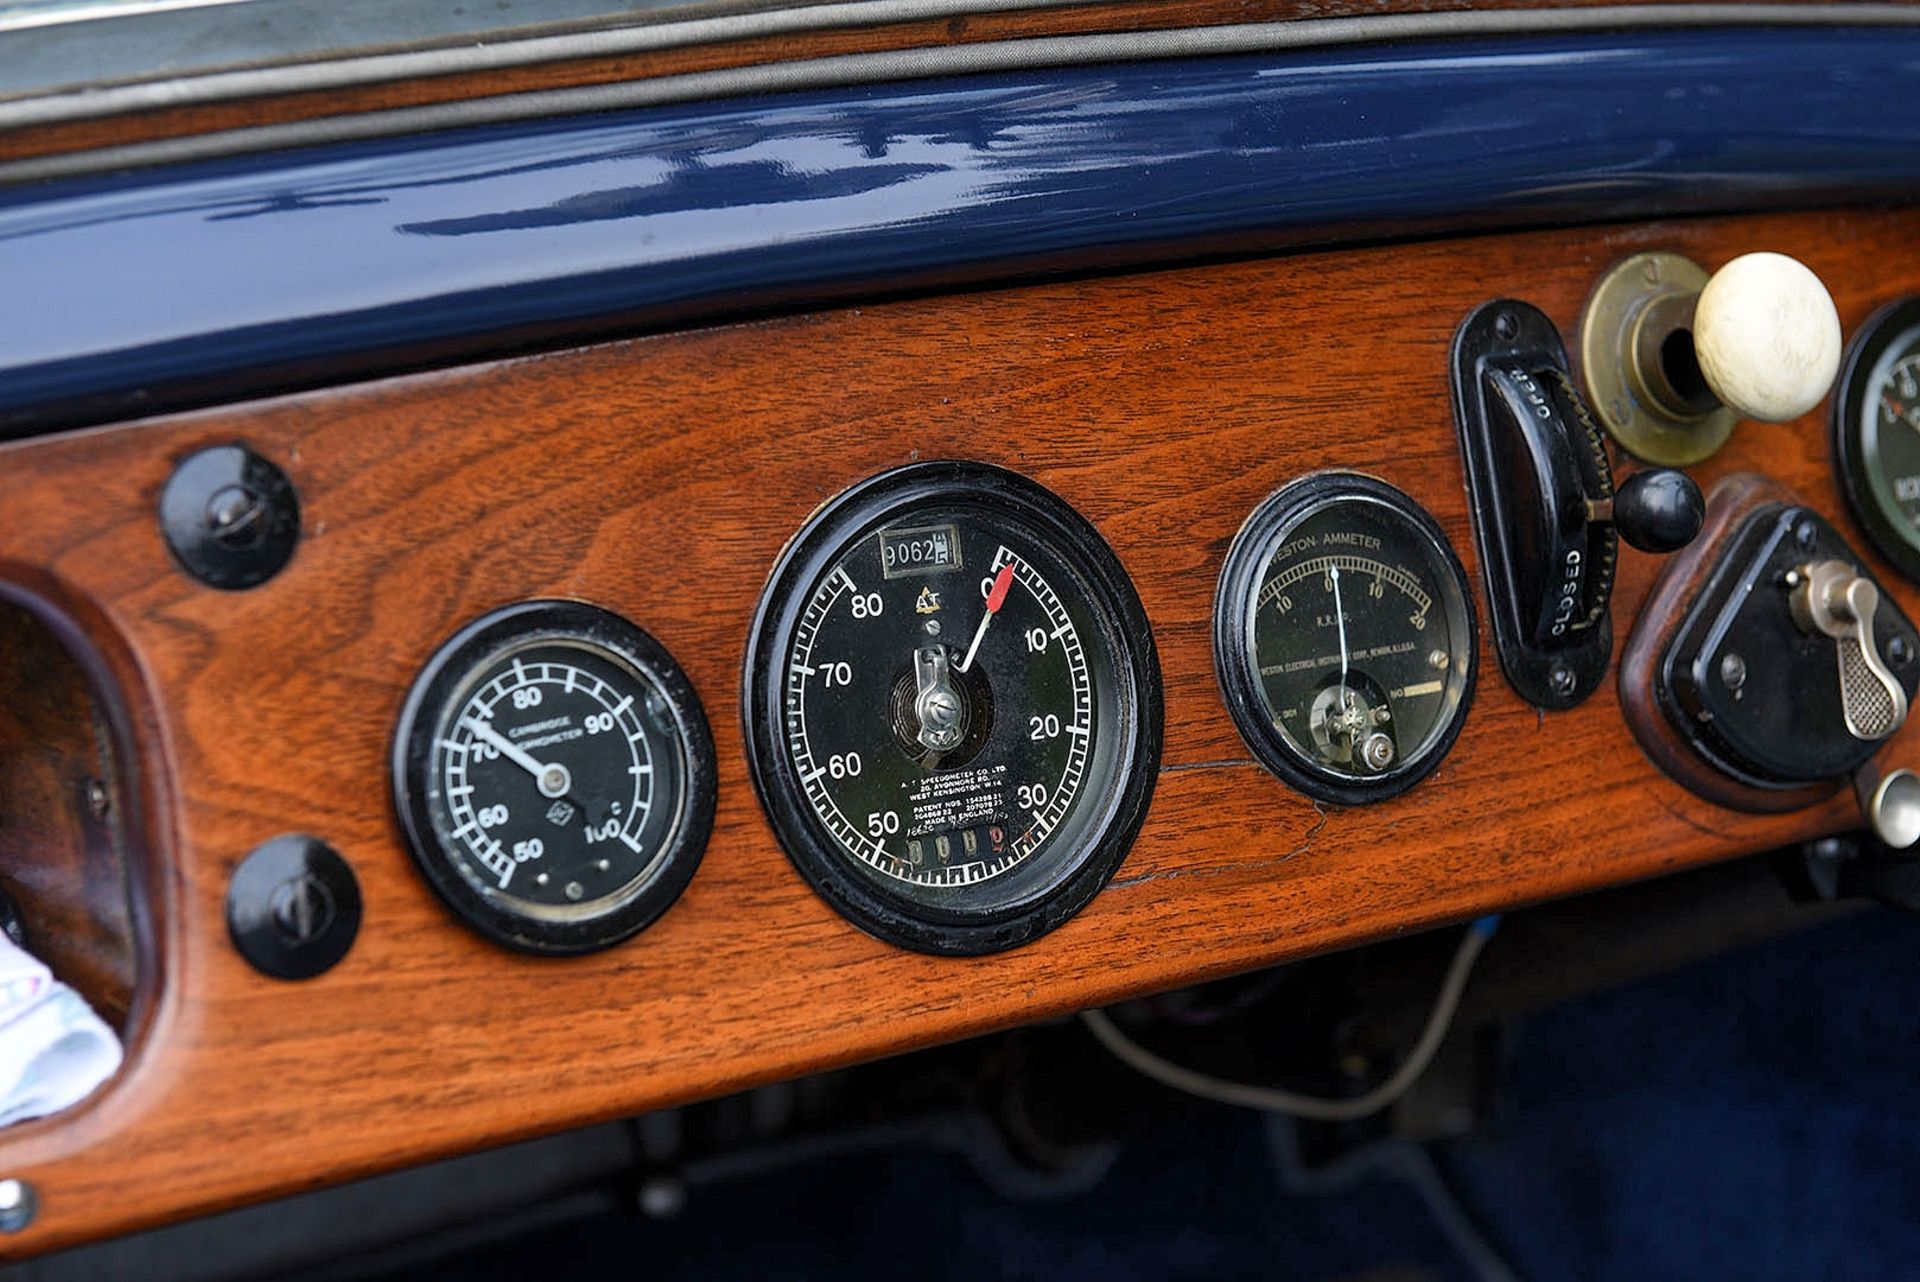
left=160, top=443, right=300, bottom=590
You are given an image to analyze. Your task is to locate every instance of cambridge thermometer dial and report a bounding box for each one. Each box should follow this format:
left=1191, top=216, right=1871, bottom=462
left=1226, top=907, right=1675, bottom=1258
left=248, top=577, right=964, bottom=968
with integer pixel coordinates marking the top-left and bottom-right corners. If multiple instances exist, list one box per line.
left=393, top=601, right=715, bottom=955
left=744, top=462, right=1161, bottom=956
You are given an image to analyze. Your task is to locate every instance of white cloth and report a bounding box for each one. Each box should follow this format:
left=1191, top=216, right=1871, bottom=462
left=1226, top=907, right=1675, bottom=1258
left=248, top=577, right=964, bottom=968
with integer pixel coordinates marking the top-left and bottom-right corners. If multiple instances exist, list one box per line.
left=0, top=932, right=121, bottom=1127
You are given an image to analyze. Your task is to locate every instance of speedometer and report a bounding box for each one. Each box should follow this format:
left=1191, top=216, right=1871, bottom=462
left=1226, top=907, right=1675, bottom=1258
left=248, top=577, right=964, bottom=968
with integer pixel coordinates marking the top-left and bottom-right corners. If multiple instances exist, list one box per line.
left=744, top=462, right=1161, bottom=955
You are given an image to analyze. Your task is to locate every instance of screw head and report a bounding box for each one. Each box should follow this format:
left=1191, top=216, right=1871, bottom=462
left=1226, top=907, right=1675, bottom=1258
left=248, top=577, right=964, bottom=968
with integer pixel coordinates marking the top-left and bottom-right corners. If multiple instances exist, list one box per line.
left=1794, top=519, right=1819, bottom=552
left=1548, top=663, right=1577, bottom=696
left=1892, top=635, right=1915, bottom=668
left=1719, top=651, right=1748, bottom=692
left=1360, top=733, right=1396, bottom=771
left=0, top=1179, right=37, bottom=1233
left=1493, top=312, right=1519, bottom=341
left=203, top=484, right=267, bottom=548
left=269, top=874, right=337, bottom=947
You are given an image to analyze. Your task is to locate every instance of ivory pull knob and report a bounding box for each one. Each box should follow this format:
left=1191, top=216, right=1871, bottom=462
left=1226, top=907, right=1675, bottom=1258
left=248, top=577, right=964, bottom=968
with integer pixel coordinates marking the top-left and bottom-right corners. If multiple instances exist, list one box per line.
left=1691, top=251, right=1841, bottom=423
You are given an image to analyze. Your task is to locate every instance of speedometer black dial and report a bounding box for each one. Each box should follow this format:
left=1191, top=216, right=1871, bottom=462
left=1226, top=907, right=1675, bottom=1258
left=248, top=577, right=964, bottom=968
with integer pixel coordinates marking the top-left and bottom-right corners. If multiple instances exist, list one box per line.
left=1214, top=473, right=1475, bottom=805
left=744, top=462, right=1161, bottom=956
left=1835, top=297, right=1920, bottom=582
left=393, top=600, right=715, bottom=955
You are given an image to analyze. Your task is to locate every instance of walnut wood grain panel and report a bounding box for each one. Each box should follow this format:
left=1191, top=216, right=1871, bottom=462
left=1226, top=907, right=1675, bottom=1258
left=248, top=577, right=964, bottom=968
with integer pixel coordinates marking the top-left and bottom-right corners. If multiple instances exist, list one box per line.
left=0, top=0, right=1831, bottom=164
left=2, top=206, right=1919, bottom=1255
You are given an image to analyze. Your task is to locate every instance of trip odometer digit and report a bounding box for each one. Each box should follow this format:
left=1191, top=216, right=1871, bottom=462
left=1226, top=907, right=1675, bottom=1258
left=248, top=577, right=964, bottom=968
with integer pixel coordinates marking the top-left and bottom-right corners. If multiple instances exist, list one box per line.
left=393, top=601, right=716, bottom=955
left=745, top=462, right=1161, bottom=955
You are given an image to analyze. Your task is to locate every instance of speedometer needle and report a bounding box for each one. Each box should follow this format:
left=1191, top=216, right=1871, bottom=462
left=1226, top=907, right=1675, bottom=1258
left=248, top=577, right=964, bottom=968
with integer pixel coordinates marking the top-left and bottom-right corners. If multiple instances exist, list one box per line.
left=958, top=562, right=1016, bottom=674
left=462, top=717, right=572, bottom=799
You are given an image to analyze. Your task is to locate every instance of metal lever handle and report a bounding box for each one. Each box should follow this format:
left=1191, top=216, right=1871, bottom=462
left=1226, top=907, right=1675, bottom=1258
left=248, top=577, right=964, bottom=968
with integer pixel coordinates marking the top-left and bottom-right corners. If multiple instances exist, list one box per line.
left=1790, top=559, right=1910, bottom=740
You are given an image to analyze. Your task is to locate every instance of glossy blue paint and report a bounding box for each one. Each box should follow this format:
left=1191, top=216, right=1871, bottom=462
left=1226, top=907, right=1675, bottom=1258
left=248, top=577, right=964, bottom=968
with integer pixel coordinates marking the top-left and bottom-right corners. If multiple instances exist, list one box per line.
left=4, top=27, right=1920, bottom=436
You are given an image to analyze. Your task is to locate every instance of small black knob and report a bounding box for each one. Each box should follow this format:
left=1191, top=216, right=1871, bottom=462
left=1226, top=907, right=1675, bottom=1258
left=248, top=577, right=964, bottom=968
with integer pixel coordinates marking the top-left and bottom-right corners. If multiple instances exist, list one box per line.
left=1613, top=468, right=1704, bottom=554
left=160, top=444, right=300, bottom=590
left=227, top=836, right=360, bottom=980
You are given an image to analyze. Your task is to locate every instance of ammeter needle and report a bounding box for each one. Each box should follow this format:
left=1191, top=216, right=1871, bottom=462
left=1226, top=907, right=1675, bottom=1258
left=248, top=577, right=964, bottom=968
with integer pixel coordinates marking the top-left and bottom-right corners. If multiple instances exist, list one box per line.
left=959, top=562, right=1016, bottom=673
left=1330, top=565, right=1356, bottom=721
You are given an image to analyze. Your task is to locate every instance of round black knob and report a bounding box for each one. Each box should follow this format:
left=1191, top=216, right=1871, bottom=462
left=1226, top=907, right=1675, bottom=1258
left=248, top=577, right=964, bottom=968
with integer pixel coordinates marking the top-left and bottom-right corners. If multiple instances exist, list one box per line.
left=1613, top=468, right=1704, bottom=554
left=159, top=444, right=300, bottom=590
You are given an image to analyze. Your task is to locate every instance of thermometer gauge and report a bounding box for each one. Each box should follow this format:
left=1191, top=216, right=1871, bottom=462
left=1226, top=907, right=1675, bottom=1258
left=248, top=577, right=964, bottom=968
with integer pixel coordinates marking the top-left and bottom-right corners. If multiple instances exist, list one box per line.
left=1215, top=473, right=1476, bottom=805
left=393, top=600, right=715, bottom=955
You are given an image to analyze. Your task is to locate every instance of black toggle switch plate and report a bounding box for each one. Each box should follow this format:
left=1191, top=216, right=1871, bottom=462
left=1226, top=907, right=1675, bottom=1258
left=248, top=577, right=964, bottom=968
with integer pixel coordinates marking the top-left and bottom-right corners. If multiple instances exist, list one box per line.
left=1657, top=504, right=1920, bottom=790
left=1450, top=300, right=1617, bottom=709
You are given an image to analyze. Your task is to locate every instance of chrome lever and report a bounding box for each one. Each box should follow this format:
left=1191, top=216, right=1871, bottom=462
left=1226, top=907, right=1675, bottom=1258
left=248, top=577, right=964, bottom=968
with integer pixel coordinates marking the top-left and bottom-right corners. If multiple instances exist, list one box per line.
left=1789, top=559, right=1910, bottom=741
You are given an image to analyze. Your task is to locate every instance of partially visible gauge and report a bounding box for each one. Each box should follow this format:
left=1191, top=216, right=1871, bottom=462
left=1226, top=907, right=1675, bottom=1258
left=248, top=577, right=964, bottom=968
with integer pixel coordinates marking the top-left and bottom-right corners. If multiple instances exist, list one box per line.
left=1835, top=297, right=1920, bottom=581
left=744, top=461, right=1161, bottom=956
left=1215, top=473, right=1476, bottom=805
left=393, top=601, right=715, bottom=955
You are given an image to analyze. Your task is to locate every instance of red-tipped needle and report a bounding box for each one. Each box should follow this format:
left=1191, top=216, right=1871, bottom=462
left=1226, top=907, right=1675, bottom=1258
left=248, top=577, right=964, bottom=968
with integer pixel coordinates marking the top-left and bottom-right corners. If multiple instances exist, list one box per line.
left=959, top=562, right=1016, bottom=672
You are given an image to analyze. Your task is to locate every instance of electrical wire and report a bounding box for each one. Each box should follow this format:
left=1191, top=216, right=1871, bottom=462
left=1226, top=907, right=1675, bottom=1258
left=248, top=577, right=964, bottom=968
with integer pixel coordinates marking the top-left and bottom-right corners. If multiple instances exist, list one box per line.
left=1079, top=916, right=1501, bottom=1123
left=1264, top=1114, right=1521, bottom=1282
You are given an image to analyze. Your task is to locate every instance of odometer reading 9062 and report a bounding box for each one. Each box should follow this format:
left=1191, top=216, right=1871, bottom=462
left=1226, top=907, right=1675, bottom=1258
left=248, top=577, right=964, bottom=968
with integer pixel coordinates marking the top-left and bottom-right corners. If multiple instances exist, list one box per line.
left=745, top=463, right=1161, bottom=956
left=394, top=601, right=715, bottom=955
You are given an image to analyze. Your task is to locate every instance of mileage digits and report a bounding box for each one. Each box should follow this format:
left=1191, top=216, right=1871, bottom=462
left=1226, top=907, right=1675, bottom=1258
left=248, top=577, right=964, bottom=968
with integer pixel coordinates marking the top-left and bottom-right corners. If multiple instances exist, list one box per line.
left=745, top=462, right=1161, bottom=956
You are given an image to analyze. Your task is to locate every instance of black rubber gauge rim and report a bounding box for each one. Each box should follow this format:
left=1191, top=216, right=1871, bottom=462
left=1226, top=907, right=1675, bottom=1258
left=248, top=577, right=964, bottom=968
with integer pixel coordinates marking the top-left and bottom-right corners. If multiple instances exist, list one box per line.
left=742, top=461, right=1162, bottom=957
left=1212, top=471, right=1477, bottom=806
left=1834, top=296, right=1920, bottom=583
left=392, top=599, right=716, bottom=956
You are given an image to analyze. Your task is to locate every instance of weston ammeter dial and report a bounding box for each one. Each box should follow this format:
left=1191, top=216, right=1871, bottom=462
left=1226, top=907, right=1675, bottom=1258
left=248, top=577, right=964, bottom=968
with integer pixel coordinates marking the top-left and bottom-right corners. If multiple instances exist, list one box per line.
left=393, top=601, right=715, bottom=955
left=1214, top=473, right=1476, bottom=805
left=1835, top=297, right=1920, bottom=582
left=744, top=462, right=1161, bottom=956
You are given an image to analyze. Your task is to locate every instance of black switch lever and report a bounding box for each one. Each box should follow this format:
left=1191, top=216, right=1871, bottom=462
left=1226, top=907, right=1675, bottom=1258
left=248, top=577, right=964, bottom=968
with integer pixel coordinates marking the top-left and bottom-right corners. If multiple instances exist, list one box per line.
left=1452, top=301, right=1701, bottom=709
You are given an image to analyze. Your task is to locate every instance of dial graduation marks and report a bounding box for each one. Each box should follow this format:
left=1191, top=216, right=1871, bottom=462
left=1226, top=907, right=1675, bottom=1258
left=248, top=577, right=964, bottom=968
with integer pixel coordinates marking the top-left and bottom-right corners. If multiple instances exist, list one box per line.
left=393, top=601, right=715, bottom=955
left=1215, top=473, right=1476, bottom=806
left=1835, top=298, right=1920, bottom=583
left=745, top=462, right=1161, bottom=956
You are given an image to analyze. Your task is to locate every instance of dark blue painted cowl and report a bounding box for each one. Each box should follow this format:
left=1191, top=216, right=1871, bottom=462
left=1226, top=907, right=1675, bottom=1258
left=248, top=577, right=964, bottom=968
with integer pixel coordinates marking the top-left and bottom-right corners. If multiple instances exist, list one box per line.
left=3, top=27, right=1919, bottom=435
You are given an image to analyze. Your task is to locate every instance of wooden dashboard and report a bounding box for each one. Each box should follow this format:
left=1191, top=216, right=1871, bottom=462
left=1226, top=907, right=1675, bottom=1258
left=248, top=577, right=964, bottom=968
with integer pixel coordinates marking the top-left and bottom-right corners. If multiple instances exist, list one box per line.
left=2, top=205, right=1917, bottom=1255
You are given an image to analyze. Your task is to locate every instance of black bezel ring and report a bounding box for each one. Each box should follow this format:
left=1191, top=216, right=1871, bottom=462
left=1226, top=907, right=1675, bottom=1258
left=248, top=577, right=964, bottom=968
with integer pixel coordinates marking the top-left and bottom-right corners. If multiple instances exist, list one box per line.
left=742, top=460, right=1162, bottom=957
left=392, top=599, right=716, bottom=956
left=1212, top=471, right=1477, bottom=807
